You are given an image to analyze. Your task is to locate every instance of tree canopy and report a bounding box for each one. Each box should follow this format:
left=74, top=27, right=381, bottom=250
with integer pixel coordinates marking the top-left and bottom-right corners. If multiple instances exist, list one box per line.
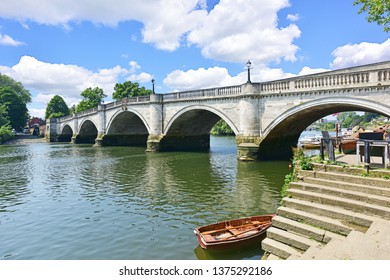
left=76, top=87, right=106, bottom=113
left=0, top=104, right=9, bottom=127
left=0, top=86, right=29, bottom=130
left=45, top=95, right=70, bottom=119
left=0, top=74, right=31, bottom=103
left=112, top=81, right=152, bottom=100
left=354, top=0, right=390, bottom=32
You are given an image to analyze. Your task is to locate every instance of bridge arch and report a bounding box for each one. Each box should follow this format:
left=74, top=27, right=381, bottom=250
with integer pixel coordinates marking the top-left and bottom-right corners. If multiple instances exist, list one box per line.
left=162, top=105, right=239, bottom=151
left=259, top=96, right=390, bottom=160
left=102, top=109, right=150, bottom=146
left=58, top=124, right=73, bottom=142
left=75, top=119, right=98, bottom=144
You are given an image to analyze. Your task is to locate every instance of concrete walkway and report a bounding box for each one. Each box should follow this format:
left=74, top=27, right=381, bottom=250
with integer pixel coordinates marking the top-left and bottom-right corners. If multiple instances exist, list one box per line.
left=301, top=219, right=390, bottom=260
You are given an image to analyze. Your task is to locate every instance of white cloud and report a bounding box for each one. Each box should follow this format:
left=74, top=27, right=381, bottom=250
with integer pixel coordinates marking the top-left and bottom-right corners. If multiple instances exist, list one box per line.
left=0, top=0, right=207, bottom=51
left=287, top=13, right=300, bottom=22
left=0, top=33, right=24, bottom=46
left=298, top=66, right=329, bottom=76
left=0, top=0, right=300, bottom=62
left=27, top=107, right=46, bottom=119
left=187, top=0, right=301, bottom=63
left=129, top=72, right=154, bottom=83
left=331, top=39, right=390, bottom=69
left=163, top=64, right=295, bottom=91
left=0, top=55, right=152, bottom=108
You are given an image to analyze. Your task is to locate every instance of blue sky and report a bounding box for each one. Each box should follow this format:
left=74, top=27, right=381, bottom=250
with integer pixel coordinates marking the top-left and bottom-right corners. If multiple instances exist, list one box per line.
left=0, top=0, right=389, bottom=118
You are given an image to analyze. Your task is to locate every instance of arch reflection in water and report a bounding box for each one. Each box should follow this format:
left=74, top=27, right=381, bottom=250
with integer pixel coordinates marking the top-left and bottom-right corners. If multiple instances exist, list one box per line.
left=0, top=136, right=288, bottom=260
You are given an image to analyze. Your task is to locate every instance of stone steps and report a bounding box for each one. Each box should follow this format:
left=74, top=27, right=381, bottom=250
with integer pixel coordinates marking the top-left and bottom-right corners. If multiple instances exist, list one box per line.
left=287, top=188, right=390, bottom=219
left=282, top=197, right=374, bottom=229
left=302, top=176, right=390, bottom=198
left=261, top=238, right=303, bottom=260
left=261, top=167, right=390, bottom=260
left=299, top=170, right=390, bottom=188
left=276, top=206, right=354, bottom=236
left=289, top=181, right=390, bottom=208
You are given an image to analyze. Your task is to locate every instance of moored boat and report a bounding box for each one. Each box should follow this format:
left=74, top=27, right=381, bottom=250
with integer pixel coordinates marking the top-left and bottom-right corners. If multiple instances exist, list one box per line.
left=300, top=135, right=322, bottom=149
left=194, top=214, right=274, bottom=249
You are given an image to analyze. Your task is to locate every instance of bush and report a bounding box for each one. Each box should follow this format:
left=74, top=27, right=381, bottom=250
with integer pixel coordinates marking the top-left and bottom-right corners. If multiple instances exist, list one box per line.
left=0, top=124, right=14, bottom=144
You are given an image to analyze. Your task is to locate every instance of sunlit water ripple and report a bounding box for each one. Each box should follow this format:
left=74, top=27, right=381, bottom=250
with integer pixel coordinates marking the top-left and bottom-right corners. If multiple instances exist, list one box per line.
left=0, top=136, right=289, bottom=260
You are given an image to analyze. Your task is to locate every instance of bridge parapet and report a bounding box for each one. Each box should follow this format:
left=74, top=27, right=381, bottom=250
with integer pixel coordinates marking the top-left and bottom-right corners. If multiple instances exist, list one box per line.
left=260, top=63, right=390, bottom=95
left=163, top=85, right=242, bottom=101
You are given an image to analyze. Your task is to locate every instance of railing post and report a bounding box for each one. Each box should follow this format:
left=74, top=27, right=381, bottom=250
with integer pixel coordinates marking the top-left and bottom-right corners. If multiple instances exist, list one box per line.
left=364, top=140, right=371, bottom=173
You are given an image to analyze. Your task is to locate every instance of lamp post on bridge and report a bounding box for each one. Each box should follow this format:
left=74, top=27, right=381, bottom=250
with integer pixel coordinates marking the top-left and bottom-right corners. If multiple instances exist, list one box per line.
left=151, top=79, right=155, bottom=94
left=246, top=60, right=252, bottom=83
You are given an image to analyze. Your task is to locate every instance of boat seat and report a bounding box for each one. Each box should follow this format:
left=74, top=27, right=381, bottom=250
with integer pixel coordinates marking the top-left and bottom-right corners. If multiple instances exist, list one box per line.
left=229, top=229, right=241, bottom=235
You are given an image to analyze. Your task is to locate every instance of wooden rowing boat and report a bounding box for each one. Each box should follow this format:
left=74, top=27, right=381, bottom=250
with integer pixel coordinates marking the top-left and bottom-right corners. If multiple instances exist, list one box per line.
left=194, top=214, right=274, bottom=249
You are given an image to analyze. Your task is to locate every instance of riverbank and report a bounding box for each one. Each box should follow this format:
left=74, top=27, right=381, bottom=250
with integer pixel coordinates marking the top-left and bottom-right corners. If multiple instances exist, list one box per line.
left=1, top=134, right=46, bottom=145
left=262, top=156, right=390, bottom=260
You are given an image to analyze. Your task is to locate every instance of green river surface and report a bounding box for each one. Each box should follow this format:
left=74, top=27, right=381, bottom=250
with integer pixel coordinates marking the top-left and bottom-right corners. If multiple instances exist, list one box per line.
left=0, top=136, right=289, bottom=260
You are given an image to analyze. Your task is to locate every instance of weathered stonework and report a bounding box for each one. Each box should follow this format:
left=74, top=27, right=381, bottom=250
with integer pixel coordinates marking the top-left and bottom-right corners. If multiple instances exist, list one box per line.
left=49, top=61, right=390, bottom=161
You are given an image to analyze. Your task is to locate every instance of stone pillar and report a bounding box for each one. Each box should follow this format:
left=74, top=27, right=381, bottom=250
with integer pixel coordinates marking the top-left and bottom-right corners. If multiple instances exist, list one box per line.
left=147, top=94, right=163, bottom=152
left=94, top=104, right=106, bottom=146
left=71, top=114, right=78, bottom=144
left=45, top=118, right=58, bottom=142
left=237, top=83, right=262, bottom=161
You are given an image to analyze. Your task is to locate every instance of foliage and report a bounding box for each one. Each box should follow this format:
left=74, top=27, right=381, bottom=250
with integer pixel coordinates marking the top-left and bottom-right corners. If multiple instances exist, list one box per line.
left=112, top=81, right=152, bottom=100
left=293, top=148, right=314, bottom=170
left=318, top=122, right=336, bottom=131
left=210, top=119, right=234, bottom=135
left=0, top=86, right=29, bottom=130
left=45, top=95, right=70, bottom=119
left=354, top=0, right=390, bottom=32
left=69, top=105, right=76, bottom=115
left=0, top=104, right=9, bottom=127
left=0, top=74, right=31, bottom=104
left=281, top=148, right=313, bottom=198
left=281, top=172, right=294, bottom=198
left=336, top=112, right=384, bottom=128
left=0, top=124, right=14, bottom=144
left=75, top=87, right=107, bottom=113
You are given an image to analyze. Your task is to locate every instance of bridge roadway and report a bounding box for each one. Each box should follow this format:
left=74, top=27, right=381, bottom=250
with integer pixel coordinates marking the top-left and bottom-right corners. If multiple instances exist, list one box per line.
left=46, top=61, right=390, bottom=161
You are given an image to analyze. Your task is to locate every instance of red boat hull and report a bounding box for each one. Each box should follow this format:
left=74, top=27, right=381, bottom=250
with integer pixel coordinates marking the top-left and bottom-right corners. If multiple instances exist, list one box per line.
left=194, top=214, right=274, bottom=249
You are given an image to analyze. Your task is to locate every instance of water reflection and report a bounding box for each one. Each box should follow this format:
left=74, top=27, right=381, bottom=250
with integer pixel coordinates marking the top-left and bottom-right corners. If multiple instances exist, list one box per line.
left=0, top=137, right=288, bottom=260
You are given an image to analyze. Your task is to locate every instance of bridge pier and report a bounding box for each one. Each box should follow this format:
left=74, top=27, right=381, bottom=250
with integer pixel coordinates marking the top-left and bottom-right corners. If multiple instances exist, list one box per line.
left=146, top=134, right=211, bottom=152
left=236, top=136, right=262, bottom=161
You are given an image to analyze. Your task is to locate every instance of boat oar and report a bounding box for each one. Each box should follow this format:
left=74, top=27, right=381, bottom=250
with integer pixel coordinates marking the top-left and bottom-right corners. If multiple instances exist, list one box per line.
left=221, top=222, right=271, bottom=241
left=200, top=221, right=271, bottom=235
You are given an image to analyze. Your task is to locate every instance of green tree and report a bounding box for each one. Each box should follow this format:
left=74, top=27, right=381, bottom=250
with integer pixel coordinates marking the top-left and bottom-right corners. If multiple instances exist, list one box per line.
left=0, top=104, right=9, bottom=127
left=210, top=119, right=234, bottom=135
left=112, top=81, right=152, bottom=100
left=75, top=87, right=106, bottom=113
left=354, top=0, right=390, bottom=32
left=0, top=74, right=31, bottom=103
left=0, top=86, right=29, bottom=130
left=45, top=95, right=70, bottom=119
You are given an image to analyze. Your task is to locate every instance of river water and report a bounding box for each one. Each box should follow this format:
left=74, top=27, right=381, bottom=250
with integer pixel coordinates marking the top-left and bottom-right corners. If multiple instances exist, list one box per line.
left=0, top=136, right=289, bottom=260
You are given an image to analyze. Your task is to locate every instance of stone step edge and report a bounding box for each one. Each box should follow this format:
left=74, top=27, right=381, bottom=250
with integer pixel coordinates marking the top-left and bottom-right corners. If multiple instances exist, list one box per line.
left=302, top=176, right=390, bottom=197
left=289, top=181, right=390, bottom=207
left=282, top=197, right=374, bottom=229
left=266, top=226, right=323, bottom=251
left=277, top=206, right=353, bottom=236
left=271, top=215, right=344, bottom=243
left=299, top=170, right=390, bottom=188
left=261, top=237, right=303, bottom=260
left=287, top=188, right=390, bottom=219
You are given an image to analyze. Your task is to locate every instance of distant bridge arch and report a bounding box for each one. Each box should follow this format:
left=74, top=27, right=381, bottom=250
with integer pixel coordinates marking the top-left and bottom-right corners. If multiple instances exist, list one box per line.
left=46, top=61, right=390, bottom=160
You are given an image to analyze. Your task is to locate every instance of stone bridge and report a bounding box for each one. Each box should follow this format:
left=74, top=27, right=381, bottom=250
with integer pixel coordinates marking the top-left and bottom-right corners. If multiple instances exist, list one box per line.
left=46, top=61, right=390, bottom=160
